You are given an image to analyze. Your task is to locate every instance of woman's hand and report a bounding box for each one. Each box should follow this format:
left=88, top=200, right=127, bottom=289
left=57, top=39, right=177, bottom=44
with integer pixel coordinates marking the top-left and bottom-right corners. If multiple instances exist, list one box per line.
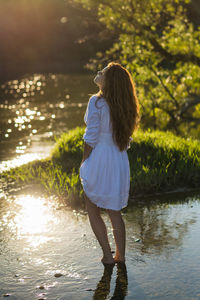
left=80, top=158, right=85, bottom=166
left=81, top=142, right=93, bottom=167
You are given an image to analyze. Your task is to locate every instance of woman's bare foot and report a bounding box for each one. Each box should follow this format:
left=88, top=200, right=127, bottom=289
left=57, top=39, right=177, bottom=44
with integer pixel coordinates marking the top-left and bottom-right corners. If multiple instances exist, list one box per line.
left=101, top=256, right=115, bottom=265
left=113, top=255, right=126, bottom=263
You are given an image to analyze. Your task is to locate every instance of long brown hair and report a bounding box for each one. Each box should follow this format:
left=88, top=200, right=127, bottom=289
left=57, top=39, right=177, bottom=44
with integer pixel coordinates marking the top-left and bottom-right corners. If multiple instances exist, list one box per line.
left=96, top=62, right=140, bottom=151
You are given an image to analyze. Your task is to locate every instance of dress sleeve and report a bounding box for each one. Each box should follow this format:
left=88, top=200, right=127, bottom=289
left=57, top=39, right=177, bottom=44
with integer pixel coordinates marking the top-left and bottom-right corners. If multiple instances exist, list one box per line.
left=83, top=96, right=100, bottom=148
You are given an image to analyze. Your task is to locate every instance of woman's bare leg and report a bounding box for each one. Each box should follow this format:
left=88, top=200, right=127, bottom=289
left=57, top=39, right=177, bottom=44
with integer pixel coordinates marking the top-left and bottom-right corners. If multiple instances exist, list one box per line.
left=107, top=209, right=126, bottom=262
left=83, top=192, right=114, bottom=264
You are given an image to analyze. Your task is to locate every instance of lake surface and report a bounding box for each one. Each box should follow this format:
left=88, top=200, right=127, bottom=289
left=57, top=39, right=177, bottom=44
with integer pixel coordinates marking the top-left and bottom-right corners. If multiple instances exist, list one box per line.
left=0, top=72, right=95, bottom=171
left=0, top=187, right=200, bottom=299
left=0, top=73, right=200, bottom=299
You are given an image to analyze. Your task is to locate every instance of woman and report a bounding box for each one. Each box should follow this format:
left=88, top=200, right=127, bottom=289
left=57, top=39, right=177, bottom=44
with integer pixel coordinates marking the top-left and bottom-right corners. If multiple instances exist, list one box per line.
left=79, top=62, right=140, bottom=266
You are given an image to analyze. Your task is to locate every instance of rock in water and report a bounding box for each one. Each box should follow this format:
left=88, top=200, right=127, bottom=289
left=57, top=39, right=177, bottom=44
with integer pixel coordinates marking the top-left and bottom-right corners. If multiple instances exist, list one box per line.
left=54, top=273, right=63, bottom=277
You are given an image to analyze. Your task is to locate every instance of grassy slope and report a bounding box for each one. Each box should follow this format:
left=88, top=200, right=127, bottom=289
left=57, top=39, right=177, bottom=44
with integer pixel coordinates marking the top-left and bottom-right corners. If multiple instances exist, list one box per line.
left=1, top=127, right=200, bottom=207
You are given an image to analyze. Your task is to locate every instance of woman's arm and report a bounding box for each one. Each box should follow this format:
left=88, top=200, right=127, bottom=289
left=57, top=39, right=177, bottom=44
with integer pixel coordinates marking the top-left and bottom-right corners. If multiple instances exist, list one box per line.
left=81, top=141, right=93, bottom=164
left=81, top=95, right=100, bottom=165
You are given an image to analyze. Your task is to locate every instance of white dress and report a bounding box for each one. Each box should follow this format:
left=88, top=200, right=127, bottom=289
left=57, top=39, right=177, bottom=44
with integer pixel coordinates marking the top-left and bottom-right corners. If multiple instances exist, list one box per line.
left=79, top=94, right=131, bottom=211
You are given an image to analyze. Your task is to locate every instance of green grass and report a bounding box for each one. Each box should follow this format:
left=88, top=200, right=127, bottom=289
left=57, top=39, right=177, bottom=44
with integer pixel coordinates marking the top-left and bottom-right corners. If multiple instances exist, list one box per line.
left=1, top=126, right=200, bottom=208
left=127, top=129, right=200, bottom=195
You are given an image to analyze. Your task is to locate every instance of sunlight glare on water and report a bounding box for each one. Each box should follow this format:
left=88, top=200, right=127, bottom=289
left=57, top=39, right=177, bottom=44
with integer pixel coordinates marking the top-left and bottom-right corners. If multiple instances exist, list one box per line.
left=0, top=153, right=48, bottom=173
left=13, top=195, right=56, bottom=249
left=0, top=73, right=93, bottom=172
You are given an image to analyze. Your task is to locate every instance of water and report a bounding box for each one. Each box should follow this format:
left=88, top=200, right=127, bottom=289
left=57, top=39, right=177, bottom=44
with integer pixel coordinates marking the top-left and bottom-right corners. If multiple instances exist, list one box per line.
left=1, top=73, right=200, bottom=299
left=0, top=72, right=95, bottom=171
left=0, top=189, right=200, bottom=299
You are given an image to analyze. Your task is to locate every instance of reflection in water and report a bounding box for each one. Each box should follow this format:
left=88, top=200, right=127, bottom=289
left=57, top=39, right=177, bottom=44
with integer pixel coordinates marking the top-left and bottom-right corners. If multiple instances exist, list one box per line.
left=93, top=263, right=128, bottom=300
left=93, top=264, right=114, bottom=300
left=125, top=194, right=199, bottom=258
left=111, top=262, right=128, bottom=300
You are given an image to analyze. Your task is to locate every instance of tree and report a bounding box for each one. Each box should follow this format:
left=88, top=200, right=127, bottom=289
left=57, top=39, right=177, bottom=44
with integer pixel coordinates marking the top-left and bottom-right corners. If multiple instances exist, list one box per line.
left=75, top=0, right=200, bottom=138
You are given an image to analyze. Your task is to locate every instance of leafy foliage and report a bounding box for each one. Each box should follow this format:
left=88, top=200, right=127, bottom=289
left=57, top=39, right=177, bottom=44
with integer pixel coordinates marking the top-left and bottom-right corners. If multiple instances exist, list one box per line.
left=75, top=0, right=200, bottom=138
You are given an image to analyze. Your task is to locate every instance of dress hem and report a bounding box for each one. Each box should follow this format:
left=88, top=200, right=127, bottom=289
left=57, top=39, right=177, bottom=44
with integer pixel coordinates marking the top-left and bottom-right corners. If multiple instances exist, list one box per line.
left=82, top=189, right=129, bottom=211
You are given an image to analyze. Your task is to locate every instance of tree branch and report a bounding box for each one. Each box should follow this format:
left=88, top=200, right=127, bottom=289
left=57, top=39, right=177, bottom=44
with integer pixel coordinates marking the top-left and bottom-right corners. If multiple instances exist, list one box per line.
left=154, top=102, right=178, bottom=121
left=126, top=3, right=200, bottom=66
left=149, top=66, right=179, bottom=109
left=179, top=96, right=200, bottom=116
left=149, top=37, right=200, bottom=66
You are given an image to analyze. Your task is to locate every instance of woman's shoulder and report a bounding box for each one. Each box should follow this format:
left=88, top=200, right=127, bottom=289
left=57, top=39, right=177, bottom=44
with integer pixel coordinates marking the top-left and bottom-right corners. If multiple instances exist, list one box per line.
left=89, top=94, right=98, bottom=101
left=89, top=94, right=107, bottom=109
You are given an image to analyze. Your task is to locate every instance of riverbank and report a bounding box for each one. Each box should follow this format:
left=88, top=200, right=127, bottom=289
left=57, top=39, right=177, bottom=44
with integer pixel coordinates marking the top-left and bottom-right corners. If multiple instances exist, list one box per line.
left=1, top=127, right=200, bottom=208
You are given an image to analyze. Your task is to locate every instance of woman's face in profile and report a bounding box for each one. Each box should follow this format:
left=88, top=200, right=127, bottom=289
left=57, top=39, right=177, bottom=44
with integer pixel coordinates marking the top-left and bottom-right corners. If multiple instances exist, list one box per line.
left=94, top=66, right=109, bottom=89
